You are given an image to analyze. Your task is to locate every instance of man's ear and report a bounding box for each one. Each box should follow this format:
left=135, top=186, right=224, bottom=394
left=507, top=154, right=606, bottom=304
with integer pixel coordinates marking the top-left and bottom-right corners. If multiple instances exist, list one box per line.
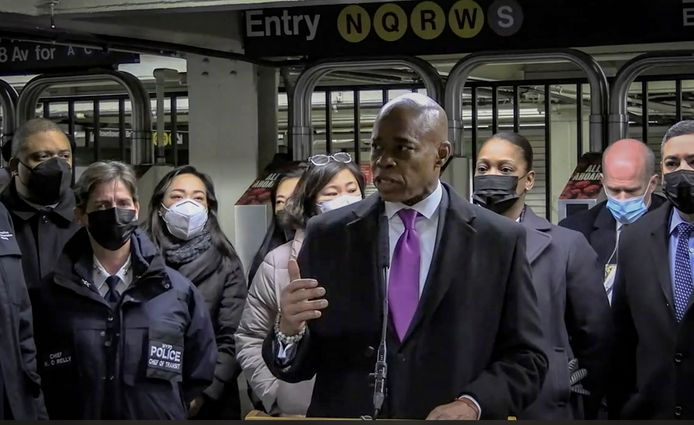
left=525, top=170, right=536, bottom=192
left=436, top=141, right=452, bottom=167
left=74, top=207, right=87, bottom=227
left=9, top=157, right=19, bottom=175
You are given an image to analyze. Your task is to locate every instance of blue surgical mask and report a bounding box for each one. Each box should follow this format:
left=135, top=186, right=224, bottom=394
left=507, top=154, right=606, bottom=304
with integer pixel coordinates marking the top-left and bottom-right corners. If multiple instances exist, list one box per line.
left=605, top=181, right=651, bottom=225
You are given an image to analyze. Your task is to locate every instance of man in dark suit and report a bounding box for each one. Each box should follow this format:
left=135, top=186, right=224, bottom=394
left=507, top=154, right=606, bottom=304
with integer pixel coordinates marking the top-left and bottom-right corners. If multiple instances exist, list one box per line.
left=262, top=93, right=548, bottom=419
left=610, top=120, right=694, bottom=419
left=559, top=138, right=664, bottom=303
left=0, top=201, right=46, bottom=419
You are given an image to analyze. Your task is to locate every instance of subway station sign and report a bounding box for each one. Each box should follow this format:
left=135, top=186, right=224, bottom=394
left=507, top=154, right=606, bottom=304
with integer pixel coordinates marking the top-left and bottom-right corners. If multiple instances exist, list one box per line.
left=243, top=0, right=694, bottom=58
left=0, top=39, right=139, bottom=75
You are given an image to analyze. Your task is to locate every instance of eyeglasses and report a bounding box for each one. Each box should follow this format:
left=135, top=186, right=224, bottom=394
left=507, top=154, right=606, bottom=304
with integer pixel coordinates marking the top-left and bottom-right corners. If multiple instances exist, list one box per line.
left=308, top=152, right=352, bottom=166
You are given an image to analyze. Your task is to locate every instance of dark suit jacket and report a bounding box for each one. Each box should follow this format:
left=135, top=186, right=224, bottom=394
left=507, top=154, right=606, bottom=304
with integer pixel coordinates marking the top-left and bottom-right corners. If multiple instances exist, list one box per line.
left=519, top=207, right=612, bottom=420
left=263, top=183, right=548, bottom=419
left=610, top=201, right=694, bottom=419
left=0, top=202, right=46, bottom=419
left=559, top=194, right=667, bottom=267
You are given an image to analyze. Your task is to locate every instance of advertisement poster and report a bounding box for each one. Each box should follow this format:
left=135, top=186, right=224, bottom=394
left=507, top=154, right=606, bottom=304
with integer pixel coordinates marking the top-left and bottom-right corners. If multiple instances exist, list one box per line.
left=559, top=152, right=602, bottom=200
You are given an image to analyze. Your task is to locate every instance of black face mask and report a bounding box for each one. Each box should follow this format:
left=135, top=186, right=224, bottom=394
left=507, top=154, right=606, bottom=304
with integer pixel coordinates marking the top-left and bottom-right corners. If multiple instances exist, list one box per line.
left=87, top=207, right=138, bottom=251
left=473, top=175, right=521, bottom=214
left=20, top=157, right=71, bottom=205
left=664, top=170, right=694, bottom=214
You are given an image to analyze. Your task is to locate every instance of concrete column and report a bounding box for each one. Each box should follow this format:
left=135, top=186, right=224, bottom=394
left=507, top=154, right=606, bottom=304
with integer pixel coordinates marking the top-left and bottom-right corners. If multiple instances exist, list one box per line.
left=187, top=54, right=259, bottom=243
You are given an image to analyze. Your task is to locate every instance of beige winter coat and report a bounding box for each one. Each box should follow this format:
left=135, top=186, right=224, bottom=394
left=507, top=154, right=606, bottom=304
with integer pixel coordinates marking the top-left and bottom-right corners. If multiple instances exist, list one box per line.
left=235, top=231, right=314, bottom=416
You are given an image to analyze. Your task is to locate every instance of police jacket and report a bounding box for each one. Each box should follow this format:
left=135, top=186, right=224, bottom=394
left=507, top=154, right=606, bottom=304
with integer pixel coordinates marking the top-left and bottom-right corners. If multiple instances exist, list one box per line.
left=0, top=203, right=46, bottom=419
left=33, top=228, right=217, bottom=419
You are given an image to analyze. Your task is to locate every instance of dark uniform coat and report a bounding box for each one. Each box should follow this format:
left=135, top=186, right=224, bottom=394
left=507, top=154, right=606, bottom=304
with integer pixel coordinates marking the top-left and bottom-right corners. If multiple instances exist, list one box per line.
left=0, top=180, right=80, bottom=292
left=519, top=207, right=612, bottom=419
left=0, top=202, right=46, bottom=419
left=33, top=228, right=217, bottom=419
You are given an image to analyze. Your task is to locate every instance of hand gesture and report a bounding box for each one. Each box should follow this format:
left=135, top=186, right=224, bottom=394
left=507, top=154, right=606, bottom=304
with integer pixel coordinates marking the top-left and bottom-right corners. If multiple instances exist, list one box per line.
left=278, top=259, right=329, bottom=336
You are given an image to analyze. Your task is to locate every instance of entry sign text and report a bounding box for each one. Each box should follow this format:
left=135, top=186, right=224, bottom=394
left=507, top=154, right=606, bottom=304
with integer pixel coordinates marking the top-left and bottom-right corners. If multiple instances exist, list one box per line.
left=0, top=39, right=139, bottom=75
left=243, top=0, right=694, bottom=58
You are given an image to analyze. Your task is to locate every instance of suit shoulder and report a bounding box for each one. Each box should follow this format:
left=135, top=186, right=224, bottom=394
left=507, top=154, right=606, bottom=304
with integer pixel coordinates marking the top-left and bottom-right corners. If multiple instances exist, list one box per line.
left=469, top=203, right=524, bottom=237
left=622, top=202, right=669, bottom=235
left=558, top=201, right=605, bottom=231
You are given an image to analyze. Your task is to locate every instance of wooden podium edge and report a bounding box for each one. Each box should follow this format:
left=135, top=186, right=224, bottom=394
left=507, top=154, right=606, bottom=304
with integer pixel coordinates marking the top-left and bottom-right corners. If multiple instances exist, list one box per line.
left=245, top=409, right=517, bottom=421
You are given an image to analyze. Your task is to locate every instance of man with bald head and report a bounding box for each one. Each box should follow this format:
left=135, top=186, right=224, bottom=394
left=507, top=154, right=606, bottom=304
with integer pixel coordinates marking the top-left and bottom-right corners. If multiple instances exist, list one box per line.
left=560, top=138, right=665, bottom=302
left=262, top=93, right=547, bottom=419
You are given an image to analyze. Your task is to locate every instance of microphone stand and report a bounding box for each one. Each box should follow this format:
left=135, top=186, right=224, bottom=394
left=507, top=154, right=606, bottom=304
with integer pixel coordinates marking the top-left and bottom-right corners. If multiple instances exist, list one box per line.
left=369, top=214, right=390, bottom=420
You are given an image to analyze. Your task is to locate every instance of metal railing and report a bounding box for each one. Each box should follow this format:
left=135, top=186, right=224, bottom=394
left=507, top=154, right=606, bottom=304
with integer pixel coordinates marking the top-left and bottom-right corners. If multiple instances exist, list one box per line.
left=16, top=70, right=153, bottom=165
left=609, top=51, right=694, bottom=142
left=290, top=56, right=443, bottom=160
left=445, top=49, right=609, bottom=157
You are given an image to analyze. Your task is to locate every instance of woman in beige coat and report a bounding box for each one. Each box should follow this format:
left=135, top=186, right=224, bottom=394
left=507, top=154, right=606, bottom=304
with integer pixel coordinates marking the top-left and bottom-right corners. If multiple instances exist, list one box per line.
left=236, top=153, right=366, bottom=416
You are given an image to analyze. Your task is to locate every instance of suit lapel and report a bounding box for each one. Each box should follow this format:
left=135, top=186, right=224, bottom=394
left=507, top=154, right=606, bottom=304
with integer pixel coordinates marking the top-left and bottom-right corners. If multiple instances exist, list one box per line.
left=401, top=184, right=476, bottom=344
left=346, top=193, right=384, bottom=316
left=522, top=207, right=552, bottom=265
left=593, top=205, right=617, bottom=265
left=647, top=204, right=675, bottom=313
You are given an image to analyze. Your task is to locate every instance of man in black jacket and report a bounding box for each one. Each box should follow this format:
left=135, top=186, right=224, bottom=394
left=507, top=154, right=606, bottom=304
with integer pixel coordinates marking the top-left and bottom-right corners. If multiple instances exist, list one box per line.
left=0, top=201, right=46, bottom=419
left=610, top=120, right=694, bottom=419
left=264, top=93, right=547, bottom=419
left=560, top=138, right=664, bottom=303
left=0, top=118, right=79, bottom=295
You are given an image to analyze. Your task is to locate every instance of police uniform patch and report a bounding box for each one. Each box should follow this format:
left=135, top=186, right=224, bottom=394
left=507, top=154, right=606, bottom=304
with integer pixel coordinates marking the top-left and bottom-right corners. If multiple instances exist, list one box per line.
left=147, top=341, right=183, bottom=373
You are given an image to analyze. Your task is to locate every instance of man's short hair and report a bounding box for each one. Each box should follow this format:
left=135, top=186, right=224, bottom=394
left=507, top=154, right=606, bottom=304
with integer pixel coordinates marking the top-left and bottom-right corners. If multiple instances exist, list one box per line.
left=662, top=120, right=694, bottom=147
left=12, top=118, right=66, bottom=159
left=74, top=161, right=138, bottom=210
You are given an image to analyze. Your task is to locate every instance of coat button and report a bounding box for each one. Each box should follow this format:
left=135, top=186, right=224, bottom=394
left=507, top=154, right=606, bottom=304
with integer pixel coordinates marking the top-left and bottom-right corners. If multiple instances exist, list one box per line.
left=675, top=352, right=684, bottom=364
left=100, top=331, right=106, bottom=337
left=364, top=346, right=375, bottom=358
left=107, top=316, right=114, bottom=322
left=399, top=354, right=406, bottom=363
left=675, top=405, right=683, bottom=417
left=104, top=340, right=112, bottom=347
left=109, top=376, right=115, bottom=381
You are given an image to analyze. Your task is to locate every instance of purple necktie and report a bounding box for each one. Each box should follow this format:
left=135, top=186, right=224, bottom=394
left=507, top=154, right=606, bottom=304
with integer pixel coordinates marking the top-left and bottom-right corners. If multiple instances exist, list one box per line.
left=388, top=209, right=421, bottom=341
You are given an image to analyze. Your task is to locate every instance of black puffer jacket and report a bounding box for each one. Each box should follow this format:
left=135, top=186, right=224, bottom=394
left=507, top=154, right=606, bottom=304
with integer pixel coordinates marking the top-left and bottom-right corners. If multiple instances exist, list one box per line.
left=162, top=234, right=247, bottom=419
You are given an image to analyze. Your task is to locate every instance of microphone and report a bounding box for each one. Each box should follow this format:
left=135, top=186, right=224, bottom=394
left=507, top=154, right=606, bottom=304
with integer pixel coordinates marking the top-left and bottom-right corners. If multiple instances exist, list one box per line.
left=371, top=213, right=390, bottom=419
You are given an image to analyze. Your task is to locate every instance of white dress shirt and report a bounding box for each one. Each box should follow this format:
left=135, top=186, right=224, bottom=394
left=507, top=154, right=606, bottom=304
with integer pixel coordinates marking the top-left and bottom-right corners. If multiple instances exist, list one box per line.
left=384, top=181, right=443, bottom=295
left=93, top=255, right=133, bottom=298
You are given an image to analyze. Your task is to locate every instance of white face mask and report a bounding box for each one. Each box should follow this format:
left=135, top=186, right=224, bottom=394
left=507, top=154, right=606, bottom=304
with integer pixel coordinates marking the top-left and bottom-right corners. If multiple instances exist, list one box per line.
left=318, top=194, right=362, bottom=213
left=161, top=199, right=208, bottom=241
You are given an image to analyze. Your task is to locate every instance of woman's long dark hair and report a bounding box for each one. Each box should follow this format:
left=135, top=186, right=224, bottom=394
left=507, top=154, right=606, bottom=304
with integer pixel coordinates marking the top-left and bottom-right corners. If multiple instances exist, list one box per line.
left=283, top=160, right=366, bottom=231
left=144, top=165, right=239, bottom=262
left=247, top=163, right=307, bottom=285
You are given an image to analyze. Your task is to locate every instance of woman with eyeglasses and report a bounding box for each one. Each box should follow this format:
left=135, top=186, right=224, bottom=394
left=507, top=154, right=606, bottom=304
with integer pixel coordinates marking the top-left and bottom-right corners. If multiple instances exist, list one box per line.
left=236, top=152, right=366, bottom=416
left=144, top=165, right=247, bottom=419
